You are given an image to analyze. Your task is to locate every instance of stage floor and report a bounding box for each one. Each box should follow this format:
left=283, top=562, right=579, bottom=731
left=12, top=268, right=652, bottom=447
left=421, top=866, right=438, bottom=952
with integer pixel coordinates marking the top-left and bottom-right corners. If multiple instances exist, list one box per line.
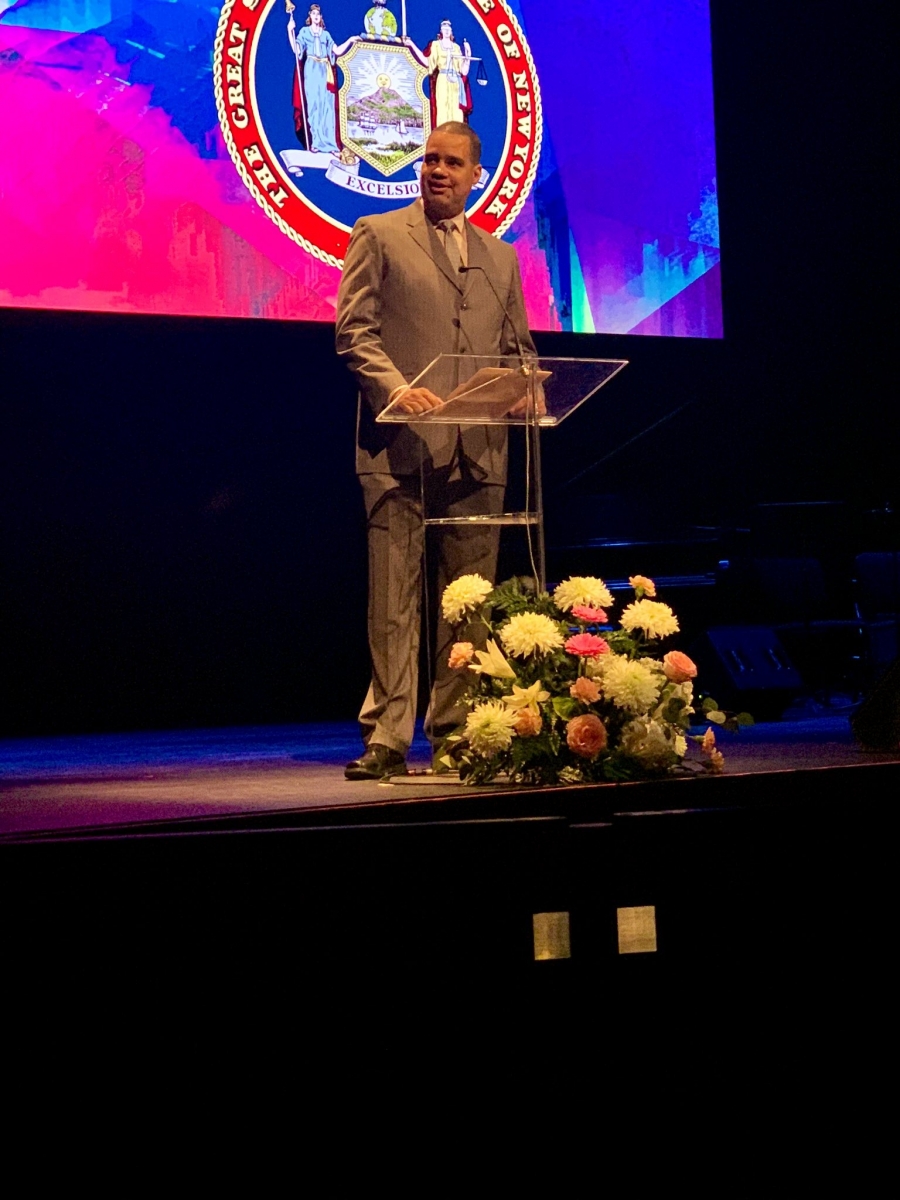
left=1, top=716, right=898, bottom=839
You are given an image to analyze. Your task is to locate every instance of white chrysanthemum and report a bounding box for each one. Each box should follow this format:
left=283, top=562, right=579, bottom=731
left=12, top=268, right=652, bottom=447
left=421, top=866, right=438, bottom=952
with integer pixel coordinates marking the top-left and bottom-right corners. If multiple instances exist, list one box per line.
left=584, top=653, right=611, bottom=680
left=553, top=576, right=614, bottom=613
left=601, top=656, right=662, bottom=714
left=465, top=700, right=518, bottom=757
left=499, top=612, right=564, bottom=658
left=619, top=599, right=680, bottom=640
left=619, top=718, right=677, bottom=770
left=441, top=574, right=492, bottom=624
left=674, top=733, right=687, bottom=758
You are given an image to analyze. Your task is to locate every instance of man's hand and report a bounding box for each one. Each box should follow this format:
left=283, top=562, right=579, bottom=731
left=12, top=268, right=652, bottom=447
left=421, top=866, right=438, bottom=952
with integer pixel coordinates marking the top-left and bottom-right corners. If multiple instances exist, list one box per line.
left=509, top=382, right=547, bottom=418
left=394, top=387, right=445, bottom=414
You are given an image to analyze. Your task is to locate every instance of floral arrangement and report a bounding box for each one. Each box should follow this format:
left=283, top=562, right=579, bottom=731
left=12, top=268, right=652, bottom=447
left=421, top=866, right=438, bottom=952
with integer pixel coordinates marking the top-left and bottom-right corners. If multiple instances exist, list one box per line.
left=438, top=573, right=744, bottom=785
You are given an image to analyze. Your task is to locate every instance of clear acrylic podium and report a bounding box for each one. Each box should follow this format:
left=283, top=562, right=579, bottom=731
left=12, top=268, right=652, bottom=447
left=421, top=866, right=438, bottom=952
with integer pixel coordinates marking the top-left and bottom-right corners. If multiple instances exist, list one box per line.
left=377, top=354, right=628, bottom=589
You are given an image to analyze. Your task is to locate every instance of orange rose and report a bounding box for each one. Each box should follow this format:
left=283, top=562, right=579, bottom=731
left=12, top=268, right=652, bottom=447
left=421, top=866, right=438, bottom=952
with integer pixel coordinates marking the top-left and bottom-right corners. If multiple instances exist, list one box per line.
left=663, top=650, right=697, bottom=683
left=448, top=641, right=475, bottom=669
left=701, top=726, right=716, bottom=754
left=570, top=676, right=601, bottom=704
left=566, top=713, right=608, bottom=760
left=514, top=709, right=542, bottom=737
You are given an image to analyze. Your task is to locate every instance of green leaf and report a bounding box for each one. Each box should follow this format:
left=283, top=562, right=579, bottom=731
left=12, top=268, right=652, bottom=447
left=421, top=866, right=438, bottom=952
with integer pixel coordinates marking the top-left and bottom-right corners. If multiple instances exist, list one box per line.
left=552, top=696, right=580, bottom=721
left=602, top=756, right=634, bottom=782
left=487, top=576, right=559, bottom=618
left=661, top=696, right=687, bottom=723
left=735, top=712, right=755, bottom=726
left=706, top=710, right=727, bottom=725
left=605, top=630, right=637, bottom=656
left=701, top=696, right=719, bottom=713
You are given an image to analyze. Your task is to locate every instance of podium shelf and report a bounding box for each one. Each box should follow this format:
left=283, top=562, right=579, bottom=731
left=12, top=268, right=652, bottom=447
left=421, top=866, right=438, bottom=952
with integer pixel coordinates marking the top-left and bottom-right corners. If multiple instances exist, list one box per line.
left=424, top=512, right=539, bottom=527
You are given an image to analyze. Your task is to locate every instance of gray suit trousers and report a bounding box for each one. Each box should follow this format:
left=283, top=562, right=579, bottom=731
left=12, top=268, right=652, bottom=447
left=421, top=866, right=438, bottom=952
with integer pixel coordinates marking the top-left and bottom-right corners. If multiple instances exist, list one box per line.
left=359, top=469, right=504, bottom=754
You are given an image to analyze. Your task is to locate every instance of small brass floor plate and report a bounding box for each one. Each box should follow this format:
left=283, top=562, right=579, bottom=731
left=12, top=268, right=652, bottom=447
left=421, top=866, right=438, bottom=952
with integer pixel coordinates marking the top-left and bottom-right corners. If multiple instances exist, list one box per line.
left=533, top=911, right=571, bottom=960
left=617, top=905, right=657, bottom=954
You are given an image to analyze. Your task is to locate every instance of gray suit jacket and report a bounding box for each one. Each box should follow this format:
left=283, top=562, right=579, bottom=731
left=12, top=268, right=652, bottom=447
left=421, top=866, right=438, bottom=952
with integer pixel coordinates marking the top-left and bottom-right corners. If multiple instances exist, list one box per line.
left=335, top=201, right=536, bottom=481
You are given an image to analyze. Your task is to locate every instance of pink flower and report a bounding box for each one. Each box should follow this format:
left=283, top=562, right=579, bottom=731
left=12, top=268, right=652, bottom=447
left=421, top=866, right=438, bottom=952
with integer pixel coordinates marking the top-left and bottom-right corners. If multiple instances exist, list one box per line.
left=566, top=713, right=608, bottom=760
left=571, top=605, right=608, bottom=624
left=565, top=633, right=610, bottom=657
left=448, top=641, right=475, bottom=670
left=663, top=650, right=697, bottom=683
left=570, top=676, right=601, bottom=704
left=513, top=709, right=543, bottom=737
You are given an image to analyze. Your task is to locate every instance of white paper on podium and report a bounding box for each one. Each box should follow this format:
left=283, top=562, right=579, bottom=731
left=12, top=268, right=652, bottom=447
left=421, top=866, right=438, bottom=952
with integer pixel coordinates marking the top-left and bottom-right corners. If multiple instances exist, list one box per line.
left=417, top=366, right=551, bottom=422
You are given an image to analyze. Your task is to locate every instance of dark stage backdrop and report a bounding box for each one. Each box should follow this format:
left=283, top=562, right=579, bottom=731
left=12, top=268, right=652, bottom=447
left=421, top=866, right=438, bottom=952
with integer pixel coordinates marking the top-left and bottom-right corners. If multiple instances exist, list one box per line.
left=1, top=2, right=894, bottom=736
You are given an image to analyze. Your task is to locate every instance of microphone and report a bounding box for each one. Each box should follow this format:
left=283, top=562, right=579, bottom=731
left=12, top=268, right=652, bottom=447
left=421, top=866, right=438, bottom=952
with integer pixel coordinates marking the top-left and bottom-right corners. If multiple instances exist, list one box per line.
left=458, top=264, right=529, bottom=364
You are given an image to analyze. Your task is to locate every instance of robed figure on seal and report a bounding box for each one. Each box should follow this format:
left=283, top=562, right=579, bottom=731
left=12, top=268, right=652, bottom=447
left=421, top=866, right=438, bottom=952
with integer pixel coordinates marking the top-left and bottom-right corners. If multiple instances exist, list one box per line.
left=288, top=3, right=357, bottom=153
left=405, top=19, right=473, bottom=126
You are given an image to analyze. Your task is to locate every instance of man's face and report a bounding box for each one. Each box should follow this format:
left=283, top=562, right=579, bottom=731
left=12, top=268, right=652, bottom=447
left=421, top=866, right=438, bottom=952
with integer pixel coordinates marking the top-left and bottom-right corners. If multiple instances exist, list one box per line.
left=420, top=131, right=481, bottom=222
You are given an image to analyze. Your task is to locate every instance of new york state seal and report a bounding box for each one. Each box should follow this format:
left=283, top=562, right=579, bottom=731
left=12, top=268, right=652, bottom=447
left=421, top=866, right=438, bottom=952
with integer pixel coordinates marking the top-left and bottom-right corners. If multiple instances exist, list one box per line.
left=214, top=0, right=542, bottom=267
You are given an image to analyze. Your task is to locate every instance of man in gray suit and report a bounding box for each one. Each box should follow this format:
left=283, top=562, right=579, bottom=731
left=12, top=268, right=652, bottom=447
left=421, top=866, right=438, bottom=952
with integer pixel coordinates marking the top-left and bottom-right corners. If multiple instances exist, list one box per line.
left=336, top=121, right=535, bottom=780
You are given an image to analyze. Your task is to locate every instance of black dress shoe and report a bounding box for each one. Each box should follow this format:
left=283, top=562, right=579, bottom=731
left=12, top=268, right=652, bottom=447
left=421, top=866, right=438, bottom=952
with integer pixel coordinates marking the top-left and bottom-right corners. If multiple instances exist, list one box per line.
left=344, top=743, right=408, bottom=781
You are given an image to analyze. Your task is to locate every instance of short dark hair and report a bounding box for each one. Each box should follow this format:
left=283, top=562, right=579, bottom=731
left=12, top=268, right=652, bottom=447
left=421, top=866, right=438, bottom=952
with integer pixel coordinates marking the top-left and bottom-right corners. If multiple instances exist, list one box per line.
left=433, top=121, right=481, bottom=167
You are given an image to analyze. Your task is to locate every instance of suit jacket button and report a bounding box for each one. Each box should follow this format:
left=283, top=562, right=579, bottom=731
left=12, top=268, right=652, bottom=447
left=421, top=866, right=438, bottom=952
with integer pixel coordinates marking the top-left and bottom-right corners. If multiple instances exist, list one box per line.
left=461, top=302, right=469, bottom=310
left=452, top=317, right=461, bottom=327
